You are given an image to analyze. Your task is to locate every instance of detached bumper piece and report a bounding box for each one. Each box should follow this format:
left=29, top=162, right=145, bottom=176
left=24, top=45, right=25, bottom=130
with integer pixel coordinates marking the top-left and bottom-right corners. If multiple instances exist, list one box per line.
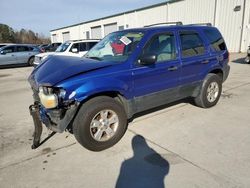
left=29, top=104, right=56, bottom=149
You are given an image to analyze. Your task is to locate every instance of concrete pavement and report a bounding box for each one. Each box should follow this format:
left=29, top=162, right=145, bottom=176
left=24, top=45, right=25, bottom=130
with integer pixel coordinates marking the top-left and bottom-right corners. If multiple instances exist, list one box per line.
left=0, top=53, right=250, bottom=188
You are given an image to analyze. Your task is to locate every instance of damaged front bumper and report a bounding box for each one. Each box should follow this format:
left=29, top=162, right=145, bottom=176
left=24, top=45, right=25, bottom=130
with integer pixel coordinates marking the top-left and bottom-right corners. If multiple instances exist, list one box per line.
left=29, top=102, right=79, bottom=149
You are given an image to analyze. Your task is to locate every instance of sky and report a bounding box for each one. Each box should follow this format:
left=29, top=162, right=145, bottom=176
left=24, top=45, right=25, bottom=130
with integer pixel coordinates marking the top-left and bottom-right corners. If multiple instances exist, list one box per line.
left=0, top=0, right=165, bottom=37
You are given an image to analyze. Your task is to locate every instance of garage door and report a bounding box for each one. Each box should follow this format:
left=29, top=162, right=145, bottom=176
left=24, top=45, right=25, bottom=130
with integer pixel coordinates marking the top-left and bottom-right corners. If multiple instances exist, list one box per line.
left=62, top=32, right=70, bottom=42
left=91, top=26, right=102, bottom=39
left=104, top=23, right=117, bottom=36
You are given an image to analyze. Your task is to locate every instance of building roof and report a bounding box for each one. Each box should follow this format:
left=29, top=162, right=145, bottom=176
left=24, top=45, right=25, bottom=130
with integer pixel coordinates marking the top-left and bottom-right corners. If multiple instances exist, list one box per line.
left=50, top=0, right=182, bottom=32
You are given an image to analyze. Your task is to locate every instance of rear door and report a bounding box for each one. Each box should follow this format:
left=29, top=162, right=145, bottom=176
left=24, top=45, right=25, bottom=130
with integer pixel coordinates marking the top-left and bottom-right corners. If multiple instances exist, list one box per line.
left=132, top=31, right=181, bottom=112
left=15, top=46, right=31, bottom=64
left=0, top=46, right=17, bottom=65
left=178, top=30, right=210, bottom=96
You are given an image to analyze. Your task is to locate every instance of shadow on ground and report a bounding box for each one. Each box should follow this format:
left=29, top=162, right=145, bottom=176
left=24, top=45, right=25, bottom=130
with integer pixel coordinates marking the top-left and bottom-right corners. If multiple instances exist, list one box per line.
left=116, top=135, right=169, bottom=188
left=231, top=57, right=248, bottom=64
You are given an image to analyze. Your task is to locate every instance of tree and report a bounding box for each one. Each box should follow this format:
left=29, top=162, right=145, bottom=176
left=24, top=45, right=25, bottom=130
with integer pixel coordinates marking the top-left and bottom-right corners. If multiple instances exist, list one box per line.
left=0, top=23, right=50, bottom=44
left=0, top=24, right=15, bottom=43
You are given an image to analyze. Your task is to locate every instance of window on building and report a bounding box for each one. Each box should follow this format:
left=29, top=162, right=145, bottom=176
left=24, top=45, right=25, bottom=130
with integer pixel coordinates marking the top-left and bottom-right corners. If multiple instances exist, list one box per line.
left=180, top=31, right=205, bottom=57
left=86, top=31, right=90, bottom=39
left=118, top=26, right=125, bottom=31
left=143, top=33, right=177, bottom=62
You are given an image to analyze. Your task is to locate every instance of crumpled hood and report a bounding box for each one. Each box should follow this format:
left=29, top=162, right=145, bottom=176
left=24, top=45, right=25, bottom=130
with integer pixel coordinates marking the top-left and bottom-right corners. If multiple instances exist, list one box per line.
left=29, top=55, right=116, bottom=88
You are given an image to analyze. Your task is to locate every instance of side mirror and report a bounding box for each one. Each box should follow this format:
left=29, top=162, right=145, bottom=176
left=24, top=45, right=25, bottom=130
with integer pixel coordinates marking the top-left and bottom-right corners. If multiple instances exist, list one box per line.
left=72, top=48, right=78, bottom=53
left=139, top=54, right=157, bottom=65
left=0, top=51, right=6, bottom=55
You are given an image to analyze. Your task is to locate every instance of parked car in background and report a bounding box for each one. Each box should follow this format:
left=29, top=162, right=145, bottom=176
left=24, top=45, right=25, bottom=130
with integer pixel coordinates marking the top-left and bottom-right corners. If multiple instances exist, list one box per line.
left=0, top=44, right=42, bottom=67
left=43, top=42, right=62, bottom=52
left=245, top=45, right=250, bottom=64
left=38, top=44, right=49, bottom=52
left=33, top=39, right=99, bottom=66
left=28, top=23, right=230, bottom=151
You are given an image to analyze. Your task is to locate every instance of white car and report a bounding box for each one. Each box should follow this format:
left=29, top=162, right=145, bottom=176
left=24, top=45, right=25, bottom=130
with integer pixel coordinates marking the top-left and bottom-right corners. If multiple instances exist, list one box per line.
left=34, top=39, right=99, bottom=66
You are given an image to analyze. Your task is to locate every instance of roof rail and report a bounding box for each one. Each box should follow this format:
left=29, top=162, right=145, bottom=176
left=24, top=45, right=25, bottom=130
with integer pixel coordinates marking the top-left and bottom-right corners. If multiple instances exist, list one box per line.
left=188, top=23, right=212, bottom=26
left=70, top=38, right=100, bottom=42
left=144, top=22, right=183, bottom=27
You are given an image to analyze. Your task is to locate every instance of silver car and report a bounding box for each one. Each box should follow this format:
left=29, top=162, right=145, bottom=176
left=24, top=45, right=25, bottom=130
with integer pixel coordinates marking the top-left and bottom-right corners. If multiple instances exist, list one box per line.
left=0, top=44, right=42, bottom=67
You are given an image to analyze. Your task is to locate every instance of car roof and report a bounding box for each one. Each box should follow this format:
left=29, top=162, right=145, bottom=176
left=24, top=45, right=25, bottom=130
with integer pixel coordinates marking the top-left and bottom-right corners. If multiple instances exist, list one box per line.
left=1, top=44, right=39, bottom=49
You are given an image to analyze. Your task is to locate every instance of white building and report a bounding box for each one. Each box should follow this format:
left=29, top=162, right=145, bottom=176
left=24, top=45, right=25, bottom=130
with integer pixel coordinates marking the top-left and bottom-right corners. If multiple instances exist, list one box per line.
left=50, top=0, right=250, bottom=52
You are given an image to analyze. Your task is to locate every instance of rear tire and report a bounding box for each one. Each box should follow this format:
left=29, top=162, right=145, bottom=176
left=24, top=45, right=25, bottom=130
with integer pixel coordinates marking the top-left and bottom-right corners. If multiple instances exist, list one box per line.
left=194, top=73, right=222, bottom=108
left=73, top=96, right=128, bottom=151
left=28, top=56, right=35, bottom=66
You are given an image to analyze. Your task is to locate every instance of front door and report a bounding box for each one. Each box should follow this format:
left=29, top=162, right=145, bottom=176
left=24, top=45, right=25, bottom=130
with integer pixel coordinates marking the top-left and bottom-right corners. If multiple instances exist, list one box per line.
left=132, top=32, right=181, bottom=112
left=0, top=46, right=17, bottom=65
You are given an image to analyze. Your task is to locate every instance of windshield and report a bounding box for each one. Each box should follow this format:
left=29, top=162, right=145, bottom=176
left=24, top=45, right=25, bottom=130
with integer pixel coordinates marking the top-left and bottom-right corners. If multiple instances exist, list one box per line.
left=85, top=31, right=144, bottom=62
left=55, top=42, right=71, bottom=52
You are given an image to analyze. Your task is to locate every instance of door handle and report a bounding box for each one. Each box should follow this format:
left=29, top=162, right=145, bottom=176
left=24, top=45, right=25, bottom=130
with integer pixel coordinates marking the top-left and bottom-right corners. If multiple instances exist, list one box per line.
left=201, top=60, right=209, bottom=64
left=168, top=66, right=178, bottom=71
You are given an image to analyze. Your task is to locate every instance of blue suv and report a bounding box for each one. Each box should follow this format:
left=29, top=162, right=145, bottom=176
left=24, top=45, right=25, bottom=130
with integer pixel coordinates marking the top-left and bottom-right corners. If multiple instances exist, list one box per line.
left=28, top=23, right=230, bottom=151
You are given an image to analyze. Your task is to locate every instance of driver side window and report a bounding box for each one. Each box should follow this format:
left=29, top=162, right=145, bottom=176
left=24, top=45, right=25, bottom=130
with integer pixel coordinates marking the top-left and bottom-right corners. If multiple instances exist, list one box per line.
left=143, top=33, right=176, bottom=62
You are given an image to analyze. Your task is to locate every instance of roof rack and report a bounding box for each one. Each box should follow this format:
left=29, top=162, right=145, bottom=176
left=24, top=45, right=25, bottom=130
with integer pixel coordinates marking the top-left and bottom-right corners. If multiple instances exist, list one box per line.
left=144, top=22, right=183, bottom=27
left=188, top=23, right=212, bottom=26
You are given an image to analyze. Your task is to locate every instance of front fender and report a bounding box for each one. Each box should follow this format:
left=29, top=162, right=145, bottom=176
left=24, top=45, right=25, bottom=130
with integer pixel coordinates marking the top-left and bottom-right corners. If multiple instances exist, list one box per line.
left=66, top=77, right=132, bottom=102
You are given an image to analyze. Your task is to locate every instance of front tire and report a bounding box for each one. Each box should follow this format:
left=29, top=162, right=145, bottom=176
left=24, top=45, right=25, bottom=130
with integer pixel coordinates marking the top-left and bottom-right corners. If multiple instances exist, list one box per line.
left=194, top=73, right=222, bottom=108
left=73, top=96, right=128, bottom=151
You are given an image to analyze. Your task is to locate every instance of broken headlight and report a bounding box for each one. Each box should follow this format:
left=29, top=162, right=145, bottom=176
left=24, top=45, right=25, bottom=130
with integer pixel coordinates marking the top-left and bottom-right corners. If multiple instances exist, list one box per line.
left=38, top=86, right=66, bottom=109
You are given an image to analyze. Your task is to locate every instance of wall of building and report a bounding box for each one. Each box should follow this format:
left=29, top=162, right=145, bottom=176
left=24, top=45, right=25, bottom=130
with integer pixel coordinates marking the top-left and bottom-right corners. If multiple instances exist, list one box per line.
left=50, top=0, right=250, bottom=52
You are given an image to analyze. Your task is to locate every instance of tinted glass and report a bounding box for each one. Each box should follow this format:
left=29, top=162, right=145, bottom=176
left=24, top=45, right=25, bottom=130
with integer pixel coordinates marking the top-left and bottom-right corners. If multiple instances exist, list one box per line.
left=2, top=46, right=15, bottom=53
left=143, top=33, right=176, bottom=62
left=203, top=28, right=226, bottom=52
left=79, top=43, right=87, bottom=51
left=17, top=46, right=30, bottom=52
left=88, top=42, right=97, bottom=50
left=180, top=31, right=205, bottom=57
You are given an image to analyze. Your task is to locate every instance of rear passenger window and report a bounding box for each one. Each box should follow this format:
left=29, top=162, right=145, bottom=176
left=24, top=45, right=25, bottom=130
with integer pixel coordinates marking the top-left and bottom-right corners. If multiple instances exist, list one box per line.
left=180, top=31, right=205, bottom=58
left=79, top=43, right=87, bottom=51
left=203, top=28, right=226, bottom=52
left=17, top=46, right=30, bottom=52
left=143, top=33, right=176, bottom=62
left=88, top=42, right=97, bottom=50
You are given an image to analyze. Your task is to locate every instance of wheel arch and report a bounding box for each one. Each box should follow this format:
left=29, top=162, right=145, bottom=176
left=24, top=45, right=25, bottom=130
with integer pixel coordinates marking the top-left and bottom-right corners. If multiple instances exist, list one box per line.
left=77, top=90, right=133, bottom=119
left=209, top=68, right=223, bottom=81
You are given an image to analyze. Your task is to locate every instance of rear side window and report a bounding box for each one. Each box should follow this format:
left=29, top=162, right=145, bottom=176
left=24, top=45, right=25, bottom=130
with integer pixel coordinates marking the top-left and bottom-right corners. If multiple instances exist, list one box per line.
left=180, top=31, right=205, bottom=58
left=203, top=28, right=226, bottom=52
left=88, top=42, right=97, bottom=50
left=17, top=46, right=30, bottom=52
left=79, top=43, right=87, bottom=51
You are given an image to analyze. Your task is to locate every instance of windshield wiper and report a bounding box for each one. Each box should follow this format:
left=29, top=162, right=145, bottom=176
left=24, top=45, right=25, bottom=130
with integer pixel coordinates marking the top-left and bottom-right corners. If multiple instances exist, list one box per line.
left=85, top=56, right=102, bottom=61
